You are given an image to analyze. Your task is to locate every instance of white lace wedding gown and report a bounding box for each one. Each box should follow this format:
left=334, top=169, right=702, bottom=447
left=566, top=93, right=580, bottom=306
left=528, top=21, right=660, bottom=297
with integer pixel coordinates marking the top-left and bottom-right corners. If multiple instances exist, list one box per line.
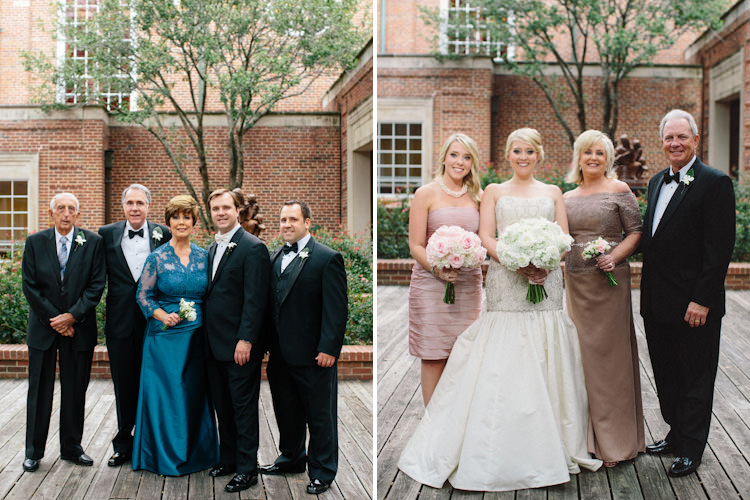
left=398, top=196, right=602, bottom=492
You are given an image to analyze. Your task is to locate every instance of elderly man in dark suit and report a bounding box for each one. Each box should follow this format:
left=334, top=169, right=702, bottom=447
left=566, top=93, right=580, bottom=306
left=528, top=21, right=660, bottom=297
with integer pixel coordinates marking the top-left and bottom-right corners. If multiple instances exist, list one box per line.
left=641, top=109, right=736, bottom=477
left=98, top=184, right=171, bottom=467
left=21, top=192, right=105, bottom=472
left=260, top=200, right=348, bottom=495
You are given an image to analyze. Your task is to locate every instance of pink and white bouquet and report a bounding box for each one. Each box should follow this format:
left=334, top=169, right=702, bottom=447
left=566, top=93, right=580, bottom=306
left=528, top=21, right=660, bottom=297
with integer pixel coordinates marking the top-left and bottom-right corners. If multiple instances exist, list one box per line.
left=581, top=236, right=619, bottom=287
left=496, top=217, right=573, bottom=303
left=426, top=225, right=487, bottom=304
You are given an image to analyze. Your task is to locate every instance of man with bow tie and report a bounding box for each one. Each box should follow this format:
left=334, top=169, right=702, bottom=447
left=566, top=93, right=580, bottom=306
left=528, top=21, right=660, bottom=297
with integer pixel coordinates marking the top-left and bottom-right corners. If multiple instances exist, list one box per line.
left=260, top=200, right=348, bottom=495
left=21, top=193, right=105, bottom=472
left=203, top=188, right=270, bottom=493
left=640, top=109, right=735, bottom=477
left=97, top=184, right=171, bottom=467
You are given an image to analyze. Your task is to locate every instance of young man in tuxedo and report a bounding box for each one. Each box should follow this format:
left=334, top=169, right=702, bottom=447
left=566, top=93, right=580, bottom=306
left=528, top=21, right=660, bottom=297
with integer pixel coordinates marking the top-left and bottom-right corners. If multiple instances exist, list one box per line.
left=98, top=184, right=171, bottom=466
left=204, top=189, right=271, bottom=493
left=260, top=200, right=348, bottom=495
left=641, top=109, right=735, bottom=477
left=21, top=192, right=105, bottom=472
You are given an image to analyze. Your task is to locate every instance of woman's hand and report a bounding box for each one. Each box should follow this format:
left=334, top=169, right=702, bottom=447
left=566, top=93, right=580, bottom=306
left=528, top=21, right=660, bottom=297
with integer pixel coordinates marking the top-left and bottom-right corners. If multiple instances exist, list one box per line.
left=154, top=309, right=181, bottom=328
left=517, top=265, right=548, bottom=285
left=433, top=266, right=459, bottom=283
left=596, top=254, right=616, bottom=273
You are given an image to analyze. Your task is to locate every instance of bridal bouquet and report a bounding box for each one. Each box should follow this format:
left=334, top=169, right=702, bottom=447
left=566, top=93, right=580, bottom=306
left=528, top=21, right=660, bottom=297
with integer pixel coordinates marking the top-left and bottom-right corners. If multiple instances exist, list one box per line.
left=581, top=237, right=619, bottom=287
left=496, top=217, right=573, bottom=303
left=426, top=225, right=487, bottom=304
left=162, top=298, right=197, bottom=329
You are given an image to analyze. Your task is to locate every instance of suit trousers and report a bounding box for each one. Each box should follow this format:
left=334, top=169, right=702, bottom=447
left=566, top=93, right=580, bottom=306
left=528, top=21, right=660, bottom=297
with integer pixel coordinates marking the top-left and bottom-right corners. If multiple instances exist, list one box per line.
left=107, top=334, right=143, bottom=454
left=26, top=339, right=93, bottom=459
left=206, top=355, right=261, bottom=474
left=267, top=353, right=338, bottom=482
left=644, top=314, right=721, bottom=460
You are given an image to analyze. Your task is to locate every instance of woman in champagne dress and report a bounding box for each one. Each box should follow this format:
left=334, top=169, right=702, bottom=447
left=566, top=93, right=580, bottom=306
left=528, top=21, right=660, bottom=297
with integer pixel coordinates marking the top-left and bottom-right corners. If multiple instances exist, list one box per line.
left=408, top=133, right=483, bottom=405
left=399, top=128, right=601, bottom=492
left=563, top=130, right=644, bottom=467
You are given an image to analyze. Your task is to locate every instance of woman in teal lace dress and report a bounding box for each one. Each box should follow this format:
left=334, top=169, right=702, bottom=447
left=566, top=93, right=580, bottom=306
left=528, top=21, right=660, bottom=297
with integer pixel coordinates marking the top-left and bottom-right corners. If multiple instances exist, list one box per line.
left=133, top=195, right=218, bottom=475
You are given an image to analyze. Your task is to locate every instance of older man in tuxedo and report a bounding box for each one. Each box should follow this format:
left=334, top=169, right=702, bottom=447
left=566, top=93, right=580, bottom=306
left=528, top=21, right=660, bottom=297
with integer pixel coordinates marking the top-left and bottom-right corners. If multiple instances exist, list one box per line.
left=98, top=184, right=171, bottom=466
left=641, top=109, right=735, bottom=477
left=260, top=200, right=348, bottom=495
left=21, top=192, right=105, bottom=472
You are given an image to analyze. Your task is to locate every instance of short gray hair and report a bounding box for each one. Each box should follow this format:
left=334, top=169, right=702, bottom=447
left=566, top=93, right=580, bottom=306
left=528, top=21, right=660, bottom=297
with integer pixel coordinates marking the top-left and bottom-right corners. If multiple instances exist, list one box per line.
left=659, top=109, right=698, bottom=139
left=50, top=192, right=80, bottom=212
left=122, top=184, right=152, bottom=205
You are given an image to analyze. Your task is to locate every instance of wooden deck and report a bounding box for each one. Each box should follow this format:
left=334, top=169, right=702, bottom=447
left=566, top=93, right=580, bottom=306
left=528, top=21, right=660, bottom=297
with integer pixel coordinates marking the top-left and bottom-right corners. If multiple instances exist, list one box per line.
left=377, top=286, right=750, bottom=500
left=0, top=378, right=372, bottom=499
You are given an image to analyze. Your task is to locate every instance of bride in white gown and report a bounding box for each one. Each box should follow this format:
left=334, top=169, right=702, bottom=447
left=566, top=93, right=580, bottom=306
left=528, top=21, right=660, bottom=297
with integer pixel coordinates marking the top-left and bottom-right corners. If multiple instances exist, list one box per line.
left=398, top=128, right=602, bottom=492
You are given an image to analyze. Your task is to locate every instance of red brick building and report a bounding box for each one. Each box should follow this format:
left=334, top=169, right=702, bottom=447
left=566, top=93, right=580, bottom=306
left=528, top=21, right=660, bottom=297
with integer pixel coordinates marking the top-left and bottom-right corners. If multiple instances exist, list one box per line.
left=376, top=0, right=737, bottom=197
left=0, top=2, right=373, bottom=249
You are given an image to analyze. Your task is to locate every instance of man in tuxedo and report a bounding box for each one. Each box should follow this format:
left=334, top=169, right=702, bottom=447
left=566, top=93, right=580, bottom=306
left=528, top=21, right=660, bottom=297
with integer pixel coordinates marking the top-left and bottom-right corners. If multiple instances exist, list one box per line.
left=98, top=184, right=171, bottom=466
left=641, top=109, right=735, bottom=477
left=21, top=192, right=105, bottom=472
left=260, top=200, right=348, bottom=495
left=204, top=188, right=270, bottom=493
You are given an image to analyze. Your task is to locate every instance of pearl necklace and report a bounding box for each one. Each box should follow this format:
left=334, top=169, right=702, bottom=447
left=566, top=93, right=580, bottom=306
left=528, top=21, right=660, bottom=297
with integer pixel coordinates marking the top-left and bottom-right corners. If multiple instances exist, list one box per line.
left=437, top=176, right=468, bottom=198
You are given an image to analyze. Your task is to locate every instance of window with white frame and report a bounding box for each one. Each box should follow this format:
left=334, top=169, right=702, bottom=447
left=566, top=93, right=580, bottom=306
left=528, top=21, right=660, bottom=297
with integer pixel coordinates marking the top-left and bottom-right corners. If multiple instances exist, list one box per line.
left=60, top=0, right=135, bottom=111
left=444, top=0, right=507, bottom=59
left=378, top=123, right=424, bottom=196
left=0, top=181, right=29, bottom=253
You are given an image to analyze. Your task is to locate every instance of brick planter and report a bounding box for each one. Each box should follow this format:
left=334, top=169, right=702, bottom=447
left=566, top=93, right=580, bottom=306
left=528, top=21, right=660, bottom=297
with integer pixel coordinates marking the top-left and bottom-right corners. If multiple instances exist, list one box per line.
left=0, top=344, right=373, bottom=380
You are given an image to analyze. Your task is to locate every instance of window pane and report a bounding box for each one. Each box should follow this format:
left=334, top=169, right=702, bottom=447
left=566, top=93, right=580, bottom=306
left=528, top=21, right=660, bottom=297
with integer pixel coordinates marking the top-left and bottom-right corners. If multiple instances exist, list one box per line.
left=0, top=229, right=11, bottom=240
left=380, top=138, right=392, bottom=151
left=13, top=214, right=27, bottom=228
left=13, top=198, right=27, bottom=211
left=395, top=123, right=407, bottom=136
left=15, top=181, right=28, bottom=195
left=0, top=199, right=10, bottom=211
left=410, top=124, right=422, bottom=135
left=380, top=123, right=392, bottom=135
left=410, top=153, right=422, bottom=165
left=379, top=153, right=392, bottom=164
left=410, top=138, right=422, bottom=150
left=395, top=153, right=407, bottom=165
left=0, top=214, right=9, bottom=227
left=395, top=167, right=407, bottom=177
left=0, top=182, right=10, bottom=196
left=395, top=138, right=407, bottom=151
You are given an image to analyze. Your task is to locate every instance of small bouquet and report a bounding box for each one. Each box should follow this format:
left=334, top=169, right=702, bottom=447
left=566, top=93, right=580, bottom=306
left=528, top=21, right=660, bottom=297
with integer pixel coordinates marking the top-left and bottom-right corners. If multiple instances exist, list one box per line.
left=162, top=298, right=197, bottom=329
left=581, top=237, right=619, bottom=287
left=426, top=225, right=487, bottom=304
left=496, top=217, right=573, bottom=303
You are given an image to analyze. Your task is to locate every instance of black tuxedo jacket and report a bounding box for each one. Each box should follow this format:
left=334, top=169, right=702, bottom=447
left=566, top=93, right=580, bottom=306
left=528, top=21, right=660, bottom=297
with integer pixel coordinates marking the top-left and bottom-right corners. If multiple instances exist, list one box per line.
left=22, top=227, right=106, bottom=352
left=640, top=159, right=735, bottom=320
left=269, top=237, right=348, bottom=366
left=98, top=221, right=171, bottom=340
left=204, top=229, right=271, bottom=362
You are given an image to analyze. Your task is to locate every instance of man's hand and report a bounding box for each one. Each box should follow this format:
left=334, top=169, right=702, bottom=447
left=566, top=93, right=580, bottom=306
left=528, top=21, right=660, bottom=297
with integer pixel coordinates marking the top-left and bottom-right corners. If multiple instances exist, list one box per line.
left=684, top=301, right=709, bottom=328
left=60, top=325, right=75, bottom=337
left=315, top=352, right=336, bottom=368
left=50, top=313, right=75, bottom=334
left=234, top=340, right=253, bottom=366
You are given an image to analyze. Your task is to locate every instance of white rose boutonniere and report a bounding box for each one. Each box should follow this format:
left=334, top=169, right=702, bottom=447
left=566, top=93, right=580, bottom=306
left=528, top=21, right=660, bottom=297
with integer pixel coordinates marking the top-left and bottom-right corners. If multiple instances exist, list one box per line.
left=226, top=242, right=237, bottom=255
left=74, top=231, right=86, bottom=248
left=299, top=248, right=310, bottom=260
left=152, top=226, right=163, bottom=242
left=681, top=168, right=695, bottom=193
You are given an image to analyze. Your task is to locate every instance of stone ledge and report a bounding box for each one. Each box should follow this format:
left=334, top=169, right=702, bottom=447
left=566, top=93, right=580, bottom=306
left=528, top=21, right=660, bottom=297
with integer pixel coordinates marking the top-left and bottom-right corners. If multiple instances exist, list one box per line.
left=0, top=345, right=373, bottom=380
left=377, top=259, right=750, bottom=290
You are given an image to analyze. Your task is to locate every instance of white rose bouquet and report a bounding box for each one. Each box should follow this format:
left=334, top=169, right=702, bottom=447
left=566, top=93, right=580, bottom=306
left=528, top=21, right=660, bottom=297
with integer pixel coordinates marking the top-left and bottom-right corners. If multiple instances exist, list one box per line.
left=425, top=225, right=487, bottom=304
left=162, top=298, right=197, bottom=329
left=496, top=217, right=573, bottom=303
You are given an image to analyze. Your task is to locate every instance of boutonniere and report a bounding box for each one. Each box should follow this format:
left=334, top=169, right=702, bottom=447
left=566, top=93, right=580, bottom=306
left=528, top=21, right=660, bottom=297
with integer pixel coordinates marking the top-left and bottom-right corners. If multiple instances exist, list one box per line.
left=299, top=248, right=310, bottom=260
left=74, top=231, right=86, bottom=248
left=681, top=168, right=695, bottom=193
left=152, top=226, right=163, bottom=242
left=226, top=242, right=237, bottom=255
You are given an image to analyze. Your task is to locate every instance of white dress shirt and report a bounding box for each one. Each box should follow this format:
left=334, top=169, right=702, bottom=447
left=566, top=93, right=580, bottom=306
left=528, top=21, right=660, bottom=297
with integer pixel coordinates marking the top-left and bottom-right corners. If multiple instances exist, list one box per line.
left=652, top=157, right=696, bottom=236
left=212, top=223, right=242, bottom=279
left=281, top=233, right=311, bottom=273
left=121, top=221, right=151, bottom=281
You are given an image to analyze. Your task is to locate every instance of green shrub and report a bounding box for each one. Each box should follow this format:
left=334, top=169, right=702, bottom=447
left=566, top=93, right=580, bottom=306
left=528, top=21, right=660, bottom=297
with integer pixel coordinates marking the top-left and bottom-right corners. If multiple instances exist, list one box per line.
left=377, top=198, right=410, bottom=258
left=733, top=183, right=750, bottom=262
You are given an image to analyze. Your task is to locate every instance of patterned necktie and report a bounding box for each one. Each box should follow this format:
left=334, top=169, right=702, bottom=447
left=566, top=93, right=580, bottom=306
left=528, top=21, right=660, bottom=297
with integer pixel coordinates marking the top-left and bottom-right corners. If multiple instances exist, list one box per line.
left=58, top=236, right=68, bottom=279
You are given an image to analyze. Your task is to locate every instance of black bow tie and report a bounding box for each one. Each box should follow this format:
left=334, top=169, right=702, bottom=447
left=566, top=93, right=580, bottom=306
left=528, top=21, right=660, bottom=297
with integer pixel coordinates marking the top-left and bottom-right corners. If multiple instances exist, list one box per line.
left=282, top=242, right=298, bottom=254
left=128, top=228, right=144, bottom=239
left=663, top=170, right=681, bottom=184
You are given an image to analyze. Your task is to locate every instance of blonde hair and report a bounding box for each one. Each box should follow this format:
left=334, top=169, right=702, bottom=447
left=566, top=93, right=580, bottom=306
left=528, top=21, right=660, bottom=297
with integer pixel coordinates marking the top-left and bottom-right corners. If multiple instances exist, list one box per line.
left=505, top=128, right=544, bottom=164
left=435, top=133, right=482, bottom=203
left=164, top=195, right=199, bottom=225
left=567, top=130, right=617, bottom=184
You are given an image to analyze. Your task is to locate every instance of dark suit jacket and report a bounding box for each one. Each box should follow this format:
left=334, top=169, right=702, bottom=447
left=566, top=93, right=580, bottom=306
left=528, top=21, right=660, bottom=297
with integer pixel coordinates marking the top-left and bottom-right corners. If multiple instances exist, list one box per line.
left=640, top=159, right=735, bottom=320
left=98, top=221, right=171, bottom=340
left=270, top=237, right=348, bottom=366
left=22, top=227, right=106, bottom=352
left=204, top=229, right=271, bottom=362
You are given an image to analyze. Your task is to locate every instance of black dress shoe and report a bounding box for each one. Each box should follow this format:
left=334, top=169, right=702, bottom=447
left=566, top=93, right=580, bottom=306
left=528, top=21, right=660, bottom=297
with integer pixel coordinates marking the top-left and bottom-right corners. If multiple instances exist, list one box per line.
left=107, top=452, right=130, bottom=467
left=209, top=463, right=236, bottom=477
left=22, top=458, right=39, bottom=472
left=259, top=458, right=306, bottom=475
left=224, top=473, right=258, bottom=492
left=669, top=456, right=701, bottom=477
left=646, top=439, right=673, bottom=455
left=306, top=478, right=331, bottom=495
left=61, top=452, right=94, bottom=466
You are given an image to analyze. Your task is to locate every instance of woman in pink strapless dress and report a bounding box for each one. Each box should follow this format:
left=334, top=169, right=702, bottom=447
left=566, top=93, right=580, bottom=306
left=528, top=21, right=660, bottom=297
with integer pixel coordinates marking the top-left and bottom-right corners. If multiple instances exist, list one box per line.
left=408, top=133, right=484, bottom=405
